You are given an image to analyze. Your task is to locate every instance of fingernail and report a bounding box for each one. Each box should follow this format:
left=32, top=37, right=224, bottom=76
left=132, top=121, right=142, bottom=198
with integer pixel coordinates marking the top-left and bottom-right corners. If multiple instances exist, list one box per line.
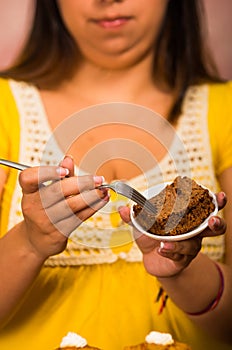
left=221, top=192, right=226, bottom=198
left=102, top=193, right=110, bottom=202
left=159, top=241, right=175, bottom=251
left=56, top=167, right=69, bottom=177
left=94, top=176, right=105, bottom=185
left=211, top=217, right=220, bottom=229
left=64, top=154, right=74, bottom=160
left=59, top=155, right=74, bottom=166
left=99, top=188, right=109, bottom=197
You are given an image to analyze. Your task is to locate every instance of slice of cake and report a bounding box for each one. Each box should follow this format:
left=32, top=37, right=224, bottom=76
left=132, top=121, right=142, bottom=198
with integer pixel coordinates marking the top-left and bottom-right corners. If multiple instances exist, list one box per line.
left=55, top=332, right=101, bottom=350
left=124, top=331, right=191, bottom=349
left=133, top=176, right=215, bottom=236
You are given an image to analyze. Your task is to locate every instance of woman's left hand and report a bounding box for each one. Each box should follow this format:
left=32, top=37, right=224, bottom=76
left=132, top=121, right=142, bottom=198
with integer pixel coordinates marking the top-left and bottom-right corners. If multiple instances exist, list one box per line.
left=119, top=192, right=227, bottom=278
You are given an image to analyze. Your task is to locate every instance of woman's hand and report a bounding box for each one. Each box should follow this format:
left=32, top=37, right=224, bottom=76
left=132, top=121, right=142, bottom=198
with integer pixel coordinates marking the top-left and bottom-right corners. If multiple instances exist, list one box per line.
left=119, top=192, right=227, bottom=278
left=0, top=156, right=110, bottom=324
left=18, top=157, right=109, bottom=260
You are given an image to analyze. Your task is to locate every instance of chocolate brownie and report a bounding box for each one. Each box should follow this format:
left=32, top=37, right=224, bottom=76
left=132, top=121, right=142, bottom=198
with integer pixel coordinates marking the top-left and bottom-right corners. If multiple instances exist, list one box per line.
left=133, top=176, right=215, bottom=236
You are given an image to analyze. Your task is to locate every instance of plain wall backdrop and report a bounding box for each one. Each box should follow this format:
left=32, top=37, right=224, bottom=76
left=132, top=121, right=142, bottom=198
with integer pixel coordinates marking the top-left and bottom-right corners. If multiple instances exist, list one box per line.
left=0, top=0, right=231, bottom=79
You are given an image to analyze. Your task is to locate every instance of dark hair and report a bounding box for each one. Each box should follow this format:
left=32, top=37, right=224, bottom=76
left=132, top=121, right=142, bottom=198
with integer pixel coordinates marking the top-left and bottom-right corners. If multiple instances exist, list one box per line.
left=0, top=0, right=222, bottom=122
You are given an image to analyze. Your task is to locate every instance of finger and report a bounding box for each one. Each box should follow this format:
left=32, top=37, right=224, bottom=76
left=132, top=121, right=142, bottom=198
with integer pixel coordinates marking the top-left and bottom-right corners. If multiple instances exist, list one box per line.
left=158, top=237, right=202, bottom=258
left=216, top=191, right=227, bottom=210
left=49, top=195, right=109, bottom=237
left=39, top=175, right=105, bottom=208
left=59, top=155, right=75, bottom=177
left=71, top=194, right=109, bottom=223
left=44, top=189, right=109, bottom=223
left=118, top=205, right=131, bottom=223
left=157, top=250, right=185, bottom=262
left=135, top=233, right=159, bottom=253
left=157, top=244, right=196, bottom=265
left=203, top=216, right=227, bottom=237
left=19, top=166, right=69, bottom=194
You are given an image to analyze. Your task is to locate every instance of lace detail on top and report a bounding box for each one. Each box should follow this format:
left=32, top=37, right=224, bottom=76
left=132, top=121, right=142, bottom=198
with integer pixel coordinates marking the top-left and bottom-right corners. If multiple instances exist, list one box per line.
left=8, top=81, right=225, bottom=265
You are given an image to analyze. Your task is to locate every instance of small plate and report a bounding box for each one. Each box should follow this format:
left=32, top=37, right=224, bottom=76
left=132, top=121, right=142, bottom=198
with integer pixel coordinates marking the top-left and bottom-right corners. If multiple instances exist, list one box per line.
left=130, top=182, right=218, bottom=241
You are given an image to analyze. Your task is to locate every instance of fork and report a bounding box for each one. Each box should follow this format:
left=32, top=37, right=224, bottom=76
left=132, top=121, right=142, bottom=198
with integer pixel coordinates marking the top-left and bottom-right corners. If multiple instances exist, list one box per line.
left=0, top=159, right=156, bottom=213
left=98, top=181, right=156, bottom=213
left=0, top=158, right=29, bottom=171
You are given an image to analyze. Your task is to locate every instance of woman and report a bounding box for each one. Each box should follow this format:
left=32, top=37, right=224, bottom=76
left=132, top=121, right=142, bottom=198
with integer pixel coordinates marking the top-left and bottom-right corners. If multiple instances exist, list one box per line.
left=0, top=1, right=231, bottom=349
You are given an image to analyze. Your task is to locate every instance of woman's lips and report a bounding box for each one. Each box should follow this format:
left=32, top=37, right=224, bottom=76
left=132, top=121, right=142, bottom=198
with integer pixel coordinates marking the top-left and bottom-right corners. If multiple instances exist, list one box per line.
left=93, top=17, right=132, bottom=29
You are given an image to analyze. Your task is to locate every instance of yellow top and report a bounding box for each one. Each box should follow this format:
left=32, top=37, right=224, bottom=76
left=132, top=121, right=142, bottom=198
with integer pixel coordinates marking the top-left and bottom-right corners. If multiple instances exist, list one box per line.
left=0, top=78, right=232, bottom=350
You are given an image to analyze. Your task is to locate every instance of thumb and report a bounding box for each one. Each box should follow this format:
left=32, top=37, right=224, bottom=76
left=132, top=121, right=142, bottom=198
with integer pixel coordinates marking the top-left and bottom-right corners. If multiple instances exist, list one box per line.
left=59, top=155, right=75, bottom=176
left=118, top=205, right=131, bottom=223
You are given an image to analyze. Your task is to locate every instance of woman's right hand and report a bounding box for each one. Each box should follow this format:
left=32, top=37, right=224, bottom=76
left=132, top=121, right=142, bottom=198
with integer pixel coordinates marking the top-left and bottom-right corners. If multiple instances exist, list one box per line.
left=18, top=161, right=109, bottom=260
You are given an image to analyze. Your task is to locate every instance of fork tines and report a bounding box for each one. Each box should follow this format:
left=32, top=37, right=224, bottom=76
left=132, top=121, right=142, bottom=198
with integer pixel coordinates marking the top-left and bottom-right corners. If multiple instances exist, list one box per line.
left=131, top=189, right=156, bottom=214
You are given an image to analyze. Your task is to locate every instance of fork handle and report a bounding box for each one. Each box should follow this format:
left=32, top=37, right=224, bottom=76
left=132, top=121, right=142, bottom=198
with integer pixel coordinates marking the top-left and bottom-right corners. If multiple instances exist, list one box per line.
left=97, top=184, right=114, bottom=190
left=0, top=159, right=30, bottom=171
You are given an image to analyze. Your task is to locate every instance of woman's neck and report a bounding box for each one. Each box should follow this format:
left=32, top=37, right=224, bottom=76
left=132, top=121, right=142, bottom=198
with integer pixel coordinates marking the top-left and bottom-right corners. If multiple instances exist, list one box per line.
left=53, top=54, right=167, bottom=105
left=40, top=54, right=175, bottom=130
left=39, top=57, right=176, bottom=182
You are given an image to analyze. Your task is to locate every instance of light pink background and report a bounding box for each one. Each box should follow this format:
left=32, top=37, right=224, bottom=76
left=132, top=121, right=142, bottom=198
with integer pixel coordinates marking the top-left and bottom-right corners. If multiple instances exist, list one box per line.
left=0, top=0, right=231, bottom=79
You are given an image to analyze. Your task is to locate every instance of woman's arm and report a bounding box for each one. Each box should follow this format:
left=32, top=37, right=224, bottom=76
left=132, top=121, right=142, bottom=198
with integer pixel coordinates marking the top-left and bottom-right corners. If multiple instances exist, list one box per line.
left=157, top=251, right=232, bottom=343
left=158, top=168, right=232, bottom=343
left=119, top=170, right=231, bottom=343
left=0, top=157, right=108, bottom=327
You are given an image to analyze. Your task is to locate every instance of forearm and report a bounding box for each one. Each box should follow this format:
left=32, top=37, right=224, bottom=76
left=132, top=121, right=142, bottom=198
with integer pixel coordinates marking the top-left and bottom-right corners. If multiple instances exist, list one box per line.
left=158, top=253, right=232, bottom=343
left=0, top=222, right=46, bottom=326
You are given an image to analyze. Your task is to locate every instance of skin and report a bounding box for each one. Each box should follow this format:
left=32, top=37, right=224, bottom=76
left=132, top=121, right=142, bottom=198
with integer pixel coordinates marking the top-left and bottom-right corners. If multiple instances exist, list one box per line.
left=0, top=0, right=232, bottom=343
left=0, top=157, right=109, bottom=325
left=57, top=0, right=168, bottom=69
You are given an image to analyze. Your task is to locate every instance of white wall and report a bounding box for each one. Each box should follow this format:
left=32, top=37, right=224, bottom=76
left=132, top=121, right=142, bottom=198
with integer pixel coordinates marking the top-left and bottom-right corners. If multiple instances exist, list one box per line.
left=0, top=0, right=231, bottom=78
left=0, top=0, right=34, bottom=69
left=204, top=0, right=232, bottom=79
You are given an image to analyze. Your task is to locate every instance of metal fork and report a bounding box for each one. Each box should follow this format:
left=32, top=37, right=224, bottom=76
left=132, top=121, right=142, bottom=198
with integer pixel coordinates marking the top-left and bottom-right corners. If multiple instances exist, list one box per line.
left=0, top=159, right=29, bottom=171
left=0, top=159, right=156, bottom=213
left=98, top=181, right=156, bottom=213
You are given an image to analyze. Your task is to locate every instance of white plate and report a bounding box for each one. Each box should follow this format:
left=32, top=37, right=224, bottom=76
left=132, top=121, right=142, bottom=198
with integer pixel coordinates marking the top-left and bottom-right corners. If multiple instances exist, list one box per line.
left=130, top=182, right=218, bottom=241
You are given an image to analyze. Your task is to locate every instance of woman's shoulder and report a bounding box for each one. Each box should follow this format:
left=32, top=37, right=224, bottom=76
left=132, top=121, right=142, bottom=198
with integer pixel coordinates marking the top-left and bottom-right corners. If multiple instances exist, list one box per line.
left=0, top=77, right=12, bottom=94
left=0, top=78, right=13, bottom=112
left=207, top=81, right=232, bottom=176
left=208, top=80, right=232, bottom=101
left=209, top=79, right=232, bottom=88
left=209, top=80, right=232, bottom=88
left=0, top=77, right=30, bottom=93
left=207, top=81, right=232, bottom=118
left=0, top=78, right=20, bottom=129
left=0, top=77, right=20, bottom=105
